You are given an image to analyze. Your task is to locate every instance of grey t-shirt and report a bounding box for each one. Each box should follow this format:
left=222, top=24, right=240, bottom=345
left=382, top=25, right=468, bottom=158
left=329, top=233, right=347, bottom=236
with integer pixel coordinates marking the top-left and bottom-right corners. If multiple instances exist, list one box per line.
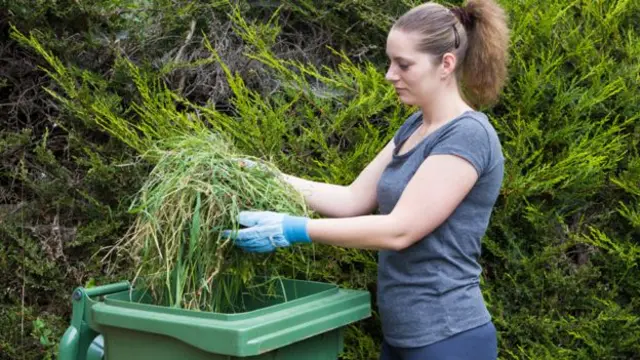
left=375, top=110, right=504, bottom=348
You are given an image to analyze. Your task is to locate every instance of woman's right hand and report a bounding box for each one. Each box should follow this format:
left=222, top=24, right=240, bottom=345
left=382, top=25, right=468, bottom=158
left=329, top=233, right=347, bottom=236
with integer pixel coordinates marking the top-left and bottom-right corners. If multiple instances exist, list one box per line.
left=234, top=158, right=282, bottom=177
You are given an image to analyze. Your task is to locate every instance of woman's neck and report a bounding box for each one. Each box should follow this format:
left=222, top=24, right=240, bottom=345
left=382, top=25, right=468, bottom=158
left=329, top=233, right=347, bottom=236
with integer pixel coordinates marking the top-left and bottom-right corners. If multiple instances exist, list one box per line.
left=419, top=92, right=473, bottom=131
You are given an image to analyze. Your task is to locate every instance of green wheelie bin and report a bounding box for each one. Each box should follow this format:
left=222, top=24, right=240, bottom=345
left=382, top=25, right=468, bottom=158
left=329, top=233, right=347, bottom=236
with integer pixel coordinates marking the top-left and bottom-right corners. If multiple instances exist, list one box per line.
left=58, top=278, right=371, bottom=360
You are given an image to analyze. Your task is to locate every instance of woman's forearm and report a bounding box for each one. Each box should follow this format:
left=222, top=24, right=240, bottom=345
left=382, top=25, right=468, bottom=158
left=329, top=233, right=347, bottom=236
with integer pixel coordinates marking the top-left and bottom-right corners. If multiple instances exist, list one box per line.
left=281, top=174, right=360, bottom=218
left=305, top=215, right=409, bottom=251
left=279, top=140, right=392, bottom=219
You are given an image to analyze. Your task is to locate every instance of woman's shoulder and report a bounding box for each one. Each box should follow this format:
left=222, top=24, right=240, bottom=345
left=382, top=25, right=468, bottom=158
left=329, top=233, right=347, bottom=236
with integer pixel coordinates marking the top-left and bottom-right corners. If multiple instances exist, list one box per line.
left=449, top=110, right=501, bottom=144
left=432, top=110, right=504, bottom=175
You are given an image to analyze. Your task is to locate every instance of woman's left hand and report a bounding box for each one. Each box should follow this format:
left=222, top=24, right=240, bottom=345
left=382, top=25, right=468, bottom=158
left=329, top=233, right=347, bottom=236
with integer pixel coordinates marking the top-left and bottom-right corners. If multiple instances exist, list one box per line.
left=221, top=211, right=312, bottom=253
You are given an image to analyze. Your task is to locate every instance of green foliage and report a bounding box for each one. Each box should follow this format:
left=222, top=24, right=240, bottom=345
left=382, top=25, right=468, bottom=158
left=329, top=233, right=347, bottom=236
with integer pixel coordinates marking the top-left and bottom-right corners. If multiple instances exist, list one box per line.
left=273, top=0, right=421, bottom=62
left=2, top=0, right=639, bottom=359
left=479, top=0, right=640, bottom=358
left=0, top=306, right=66, bottom=360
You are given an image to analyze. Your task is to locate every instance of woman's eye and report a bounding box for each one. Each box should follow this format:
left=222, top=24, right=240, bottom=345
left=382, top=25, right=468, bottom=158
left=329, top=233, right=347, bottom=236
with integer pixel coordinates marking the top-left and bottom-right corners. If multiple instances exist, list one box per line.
left=387, top=59, right=410, bottom=71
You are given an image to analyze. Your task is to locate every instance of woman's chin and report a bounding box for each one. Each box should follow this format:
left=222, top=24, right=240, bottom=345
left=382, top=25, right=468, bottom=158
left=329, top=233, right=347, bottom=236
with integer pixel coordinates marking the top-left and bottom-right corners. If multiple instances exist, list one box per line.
left=397, top=93, right=416, bottom=105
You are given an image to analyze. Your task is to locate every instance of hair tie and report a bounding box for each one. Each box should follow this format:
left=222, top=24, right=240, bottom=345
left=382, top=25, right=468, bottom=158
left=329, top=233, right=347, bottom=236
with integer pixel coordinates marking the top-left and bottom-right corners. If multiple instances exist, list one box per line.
left=452, top=25, right=460, bottom=48
left=450, top=6, right=475, bottom=30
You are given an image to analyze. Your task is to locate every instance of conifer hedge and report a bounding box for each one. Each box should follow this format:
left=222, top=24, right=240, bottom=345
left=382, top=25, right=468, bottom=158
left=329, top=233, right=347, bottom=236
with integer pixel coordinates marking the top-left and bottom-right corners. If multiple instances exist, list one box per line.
left=1, top=0, right=638, bottom=359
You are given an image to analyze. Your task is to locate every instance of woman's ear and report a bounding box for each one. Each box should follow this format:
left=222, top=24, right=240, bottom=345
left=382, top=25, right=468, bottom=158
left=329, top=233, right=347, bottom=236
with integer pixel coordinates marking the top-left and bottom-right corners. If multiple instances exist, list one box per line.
left=441, top=53, right=457, bottom=78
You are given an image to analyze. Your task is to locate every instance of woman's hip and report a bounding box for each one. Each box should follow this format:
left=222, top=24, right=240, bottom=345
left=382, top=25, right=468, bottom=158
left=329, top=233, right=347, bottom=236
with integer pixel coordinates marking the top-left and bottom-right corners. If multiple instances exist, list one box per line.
left=380, top=321, right=497, bottom=360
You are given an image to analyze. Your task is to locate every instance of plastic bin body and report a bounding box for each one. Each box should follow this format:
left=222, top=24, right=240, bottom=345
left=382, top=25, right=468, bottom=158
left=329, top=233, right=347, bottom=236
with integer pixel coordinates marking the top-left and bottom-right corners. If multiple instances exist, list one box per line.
left=59, top=278, right=371, bottom=360
left=100, top=328, right=342, bottom=360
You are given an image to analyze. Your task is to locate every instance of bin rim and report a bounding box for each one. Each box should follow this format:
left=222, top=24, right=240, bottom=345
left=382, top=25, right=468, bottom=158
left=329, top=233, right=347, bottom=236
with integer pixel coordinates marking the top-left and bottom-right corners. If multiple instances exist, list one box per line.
left=102, top=276, right=340, bottom=320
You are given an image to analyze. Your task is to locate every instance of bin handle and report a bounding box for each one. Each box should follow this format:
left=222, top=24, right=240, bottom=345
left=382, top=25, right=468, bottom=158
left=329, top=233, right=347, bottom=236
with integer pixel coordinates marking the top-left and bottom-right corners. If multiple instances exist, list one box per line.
left=58, top=281, right=131, bottom=360
left=79, top=281, right=131, bottom=300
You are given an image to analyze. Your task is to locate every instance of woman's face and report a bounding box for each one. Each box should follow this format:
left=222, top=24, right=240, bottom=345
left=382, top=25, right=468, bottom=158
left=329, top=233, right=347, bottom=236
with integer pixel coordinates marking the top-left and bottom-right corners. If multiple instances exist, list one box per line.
left=385, top=28, right=446, bottom=107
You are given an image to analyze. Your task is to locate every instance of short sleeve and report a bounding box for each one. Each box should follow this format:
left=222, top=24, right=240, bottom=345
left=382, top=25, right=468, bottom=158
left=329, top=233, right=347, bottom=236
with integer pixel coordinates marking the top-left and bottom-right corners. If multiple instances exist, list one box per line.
left=429, top=117, right=492, bottom=176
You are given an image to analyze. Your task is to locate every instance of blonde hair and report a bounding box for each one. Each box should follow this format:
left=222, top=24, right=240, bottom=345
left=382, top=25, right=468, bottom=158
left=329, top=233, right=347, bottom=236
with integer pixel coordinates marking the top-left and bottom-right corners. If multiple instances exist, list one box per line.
left=392, top=0, right=510, bottom=108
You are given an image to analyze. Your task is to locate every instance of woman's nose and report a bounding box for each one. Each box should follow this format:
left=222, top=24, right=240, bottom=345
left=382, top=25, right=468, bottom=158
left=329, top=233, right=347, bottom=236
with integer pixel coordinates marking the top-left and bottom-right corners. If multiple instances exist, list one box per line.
left=385, top=68, right=399, bottom=82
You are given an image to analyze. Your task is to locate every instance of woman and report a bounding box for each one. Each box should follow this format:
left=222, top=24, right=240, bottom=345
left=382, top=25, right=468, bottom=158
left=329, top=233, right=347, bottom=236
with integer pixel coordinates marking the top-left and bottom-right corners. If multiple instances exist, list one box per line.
left=223, top=0, right=509, bottom=358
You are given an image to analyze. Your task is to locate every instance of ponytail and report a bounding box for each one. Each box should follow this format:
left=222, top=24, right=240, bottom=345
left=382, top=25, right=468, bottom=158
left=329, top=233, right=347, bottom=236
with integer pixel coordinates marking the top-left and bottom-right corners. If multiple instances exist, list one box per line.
left=457, top=0, right=510, bottom=108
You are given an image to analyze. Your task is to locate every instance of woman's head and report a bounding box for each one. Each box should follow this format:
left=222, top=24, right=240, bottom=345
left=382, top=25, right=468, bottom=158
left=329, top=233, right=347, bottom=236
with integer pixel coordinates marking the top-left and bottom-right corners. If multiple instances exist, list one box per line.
left=385, top=0, right=509, bottom=109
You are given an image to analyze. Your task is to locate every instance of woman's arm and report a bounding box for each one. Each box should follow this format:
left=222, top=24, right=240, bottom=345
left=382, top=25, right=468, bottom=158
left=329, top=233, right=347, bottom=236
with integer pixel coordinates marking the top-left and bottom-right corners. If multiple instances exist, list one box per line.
left=282, top=139, right=396, bottom=218
left=226, top=117, right=490, bottom=253
left=305, top=154, right=479, bottom=250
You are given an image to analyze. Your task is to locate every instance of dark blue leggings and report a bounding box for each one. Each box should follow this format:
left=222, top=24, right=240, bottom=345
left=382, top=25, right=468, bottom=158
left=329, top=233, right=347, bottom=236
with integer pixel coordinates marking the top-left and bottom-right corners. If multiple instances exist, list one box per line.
left=380, top=322, right=497, bottom=360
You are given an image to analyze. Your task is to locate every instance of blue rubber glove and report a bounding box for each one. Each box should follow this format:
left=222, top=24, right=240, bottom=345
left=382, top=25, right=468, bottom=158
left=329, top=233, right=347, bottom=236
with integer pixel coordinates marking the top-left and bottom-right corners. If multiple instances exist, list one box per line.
left=234, top=158, right=279, bottom=176
left=221, top=211, right=311, bottom=253
left=236, top=158, right=260, bottom=169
